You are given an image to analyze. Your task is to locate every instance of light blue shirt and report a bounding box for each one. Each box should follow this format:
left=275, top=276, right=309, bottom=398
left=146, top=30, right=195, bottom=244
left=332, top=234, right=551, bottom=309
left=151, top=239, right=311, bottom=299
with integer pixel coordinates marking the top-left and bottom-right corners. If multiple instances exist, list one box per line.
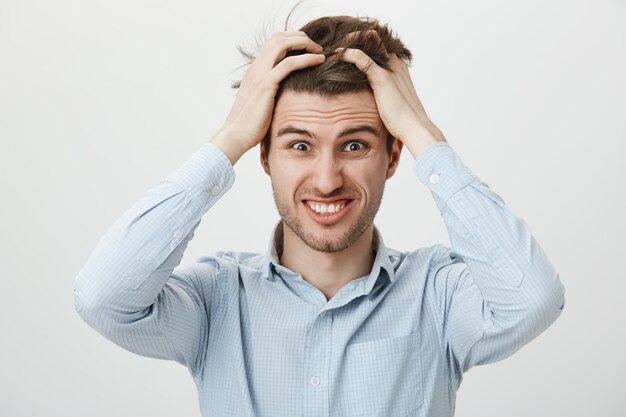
left=74, top=141, right=565, bottom=417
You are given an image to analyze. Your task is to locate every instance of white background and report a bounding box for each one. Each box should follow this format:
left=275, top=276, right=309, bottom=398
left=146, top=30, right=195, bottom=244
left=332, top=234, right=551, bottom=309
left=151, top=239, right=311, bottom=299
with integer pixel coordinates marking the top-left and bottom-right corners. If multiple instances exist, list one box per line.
left=1, top=0, right=624, bottom=416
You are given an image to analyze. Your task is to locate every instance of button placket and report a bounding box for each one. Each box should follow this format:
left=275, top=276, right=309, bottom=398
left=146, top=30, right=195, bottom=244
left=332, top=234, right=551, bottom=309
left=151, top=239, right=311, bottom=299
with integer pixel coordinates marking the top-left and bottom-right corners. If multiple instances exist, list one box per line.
left=303, top=306, right=332, bottom=415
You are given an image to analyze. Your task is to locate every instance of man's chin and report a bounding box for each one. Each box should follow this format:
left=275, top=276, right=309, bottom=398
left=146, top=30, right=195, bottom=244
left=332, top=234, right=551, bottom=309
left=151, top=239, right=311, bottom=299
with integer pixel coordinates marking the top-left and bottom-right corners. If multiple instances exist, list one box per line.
left=299, top=227, right=363, bottom=253
left=286, top=222, right=351, bottom=253
left=280, top=207, right=372, bottom=253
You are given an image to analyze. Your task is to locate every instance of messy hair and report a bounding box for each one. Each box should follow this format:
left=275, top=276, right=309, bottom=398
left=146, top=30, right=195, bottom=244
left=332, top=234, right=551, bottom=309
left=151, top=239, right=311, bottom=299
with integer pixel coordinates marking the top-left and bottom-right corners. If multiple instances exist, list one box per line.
left=232, top=4, right=413, bottom=157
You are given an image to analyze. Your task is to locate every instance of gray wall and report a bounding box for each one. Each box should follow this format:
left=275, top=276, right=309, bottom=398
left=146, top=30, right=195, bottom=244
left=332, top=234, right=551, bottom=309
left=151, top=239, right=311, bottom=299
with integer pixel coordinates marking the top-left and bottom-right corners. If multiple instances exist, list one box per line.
left=1, top=0, right=623, bottom=415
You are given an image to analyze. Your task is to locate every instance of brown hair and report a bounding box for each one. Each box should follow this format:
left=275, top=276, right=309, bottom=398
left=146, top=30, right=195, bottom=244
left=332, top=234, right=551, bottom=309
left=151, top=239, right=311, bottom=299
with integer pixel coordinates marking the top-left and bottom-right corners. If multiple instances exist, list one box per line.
left=232, top=7, right=413, bottom=157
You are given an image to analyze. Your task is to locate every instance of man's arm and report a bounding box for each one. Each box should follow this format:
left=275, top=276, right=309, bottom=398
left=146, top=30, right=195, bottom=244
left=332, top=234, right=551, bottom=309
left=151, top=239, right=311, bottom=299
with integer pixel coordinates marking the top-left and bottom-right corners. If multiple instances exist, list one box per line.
left=73, top=143, right=235, bottom=371
left=73, top=31, right=327, bottom=371
left=413, top=141, right=565, bottom=376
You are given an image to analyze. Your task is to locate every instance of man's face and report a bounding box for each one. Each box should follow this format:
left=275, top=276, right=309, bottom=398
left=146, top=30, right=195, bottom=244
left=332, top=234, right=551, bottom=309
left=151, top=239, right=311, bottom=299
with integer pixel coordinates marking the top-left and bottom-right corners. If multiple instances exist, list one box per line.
left=261, top=89, right=402, bottom=253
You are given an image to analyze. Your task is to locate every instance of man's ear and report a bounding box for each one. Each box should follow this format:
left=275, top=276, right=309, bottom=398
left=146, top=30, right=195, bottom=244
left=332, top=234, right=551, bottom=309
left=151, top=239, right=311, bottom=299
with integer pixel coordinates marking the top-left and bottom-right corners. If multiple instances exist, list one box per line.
left=260, top=139, right=271, bottom=176
left=385, top=138, right=403, bottom=180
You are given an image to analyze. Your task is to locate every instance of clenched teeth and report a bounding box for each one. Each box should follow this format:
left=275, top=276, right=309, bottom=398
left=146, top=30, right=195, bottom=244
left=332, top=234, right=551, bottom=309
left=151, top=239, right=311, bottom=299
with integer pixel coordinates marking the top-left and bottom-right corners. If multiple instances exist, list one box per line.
left=308, top=202, right=346, bottom=214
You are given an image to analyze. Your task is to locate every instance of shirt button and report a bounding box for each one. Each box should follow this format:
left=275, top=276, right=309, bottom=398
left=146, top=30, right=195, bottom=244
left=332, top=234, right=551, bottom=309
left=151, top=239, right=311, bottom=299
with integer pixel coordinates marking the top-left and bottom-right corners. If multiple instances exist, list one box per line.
left=320, top=312, right=326, bottom=318
left=173, top=229, right=182, bottom=239
left=309, top=376, right=321, bottom=387
left=211, top=185, right=221, bottom=195
left=429, top=173, right=440, bottom=184
left=463, top=226, right=470, bottom=236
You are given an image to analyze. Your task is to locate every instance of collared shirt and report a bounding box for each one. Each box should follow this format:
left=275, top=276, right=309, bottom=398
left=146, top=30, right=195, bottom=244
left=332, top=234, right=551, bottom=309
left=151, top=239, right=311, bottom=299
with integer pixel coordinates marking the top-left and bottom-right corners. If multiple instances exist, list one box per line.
left=74, top=141, right=565, bottom=417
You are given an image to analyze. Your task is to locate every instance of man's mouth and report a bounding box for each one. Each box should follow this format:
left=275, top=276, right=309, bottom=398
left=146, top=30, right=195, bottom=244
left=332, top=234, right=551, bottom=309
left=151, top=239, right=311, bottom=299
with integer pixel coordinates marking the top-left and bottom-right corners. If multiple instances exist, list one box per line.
left=304, top=199, right=351, bottom=214
left=302, top=199, right=354, bottom=225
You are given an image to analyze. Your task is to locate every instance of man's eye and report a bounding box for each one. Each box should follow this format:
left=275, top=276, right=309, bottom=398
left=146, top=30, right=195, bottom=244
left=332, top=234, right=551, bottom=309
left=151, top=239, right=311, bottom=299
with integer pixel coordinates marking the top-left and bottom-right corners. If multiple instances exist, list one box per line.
left=290, top=141, right=311, bottom=152
left=343, top=141, right=365, bottom=152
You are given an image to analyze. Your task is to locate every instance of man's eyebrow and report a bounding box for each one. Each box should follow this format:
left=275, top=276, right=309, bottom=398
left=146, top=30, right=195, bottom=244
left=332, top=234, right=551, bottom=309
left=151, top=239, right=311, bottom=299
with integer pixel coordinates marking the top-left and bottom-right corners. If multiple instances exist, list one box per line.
left=275, top=125, right=381, bottom=139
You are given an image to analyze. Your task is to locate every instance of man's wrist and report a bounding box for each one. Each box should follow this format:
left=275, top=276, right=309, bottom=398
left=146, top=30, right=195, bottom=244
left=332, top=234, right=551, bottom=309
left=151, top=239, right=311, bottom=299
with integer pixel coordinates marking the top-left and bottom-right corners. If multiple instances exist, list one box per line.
left=401, top=121, right=447, bottom=159
left=209, top=128, right=247, bottom=166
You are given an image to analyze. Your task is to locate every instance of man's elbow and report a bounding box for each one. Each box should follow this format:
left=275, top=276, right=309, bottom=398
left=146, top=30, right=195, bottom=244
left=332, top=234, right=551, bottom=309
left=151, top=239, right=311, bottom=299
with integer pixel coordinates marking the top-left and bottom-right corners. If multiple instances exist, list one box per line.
left=73, top=273, right=112, bottom=330
left=527, top=271, right=566, bottom=326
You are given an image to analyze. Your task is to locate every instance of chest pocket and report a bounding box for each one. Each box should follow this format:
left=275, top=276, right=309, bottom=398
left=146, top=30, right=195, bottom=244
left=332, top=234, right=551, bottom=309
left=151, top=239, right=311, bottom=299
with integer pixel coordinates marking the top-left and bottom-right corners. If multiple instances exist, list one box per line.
left=338, top=333, right=424, bottom=417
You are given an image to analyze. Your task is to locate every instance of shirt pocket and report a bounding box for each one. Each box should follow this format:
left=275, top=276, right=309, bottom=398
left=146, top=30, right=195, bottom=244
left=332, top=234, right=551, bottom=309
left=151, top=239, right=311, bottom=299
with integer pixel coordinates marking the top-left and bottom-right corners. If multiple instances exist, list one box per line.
left=339, top=333, right=424, bottom=417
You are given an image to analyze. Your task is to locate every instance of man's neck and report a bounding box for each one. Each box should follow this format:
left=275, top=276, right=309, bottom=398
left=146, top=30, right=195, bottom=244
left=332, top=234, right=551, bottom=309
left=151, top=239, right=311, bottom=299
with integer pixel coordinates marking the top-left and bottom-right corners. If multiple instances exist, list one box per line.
left=278, top=223, right=376, bottom=301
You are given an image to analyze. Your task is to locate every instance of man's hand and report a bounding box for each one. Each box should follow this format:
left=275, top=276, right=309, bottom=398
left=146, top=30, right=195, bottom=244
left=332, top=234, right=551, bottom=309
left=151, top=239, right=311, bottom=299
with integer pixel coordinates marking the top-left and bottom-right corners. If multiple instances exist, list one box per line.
left=335, top=31, right=447, bottom=159
left=211, top=31, right=326, bottom=165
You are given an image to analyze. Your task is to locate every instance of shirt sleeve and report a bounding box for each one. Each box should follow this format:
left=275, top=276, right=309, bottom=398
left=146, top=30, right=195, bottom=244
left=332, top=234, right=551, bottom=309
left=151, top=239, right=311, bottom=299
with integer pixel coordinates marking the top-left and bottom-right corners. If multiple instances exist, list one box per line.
left=73, top=142, right=235, bottom=372
left=412, top=141, right=565, bottom=376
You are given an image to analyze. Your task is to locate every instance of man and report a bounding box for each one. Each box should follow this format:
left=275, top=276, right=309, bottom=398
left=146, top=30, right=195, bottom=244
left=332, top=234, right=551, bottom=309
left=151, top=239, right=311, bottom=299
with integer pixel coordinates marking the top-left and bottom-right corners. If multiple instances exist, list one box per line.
left=74, top=15, right=565, bottom=417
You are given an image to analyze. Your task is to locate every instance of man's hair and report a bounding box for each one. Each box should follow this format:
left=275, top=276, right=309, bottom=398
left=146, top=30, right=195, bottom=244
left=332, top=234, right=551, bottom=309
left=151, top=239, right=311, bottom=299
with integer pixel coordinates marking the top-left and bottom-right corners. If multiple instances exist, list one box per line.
left=232, top=9, right=413, bottom=158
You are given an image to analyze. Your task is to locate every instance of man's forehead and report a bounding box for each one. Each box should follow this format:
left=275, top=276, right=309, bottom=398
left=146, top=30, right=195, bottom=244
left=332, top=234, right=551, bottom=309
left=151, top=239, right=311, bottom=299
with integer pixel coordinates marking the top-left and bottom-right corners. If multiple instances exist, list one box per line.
left=271, top=90, right=384, bottom=134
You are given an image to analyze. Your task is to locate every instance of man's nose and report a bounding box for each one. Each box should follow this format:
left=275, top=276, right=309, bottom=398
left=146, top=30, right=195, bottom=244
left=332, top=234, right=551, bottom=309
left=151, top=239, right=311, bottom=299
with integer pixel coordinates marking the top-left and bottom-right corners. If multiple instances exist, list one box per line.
left=310, top=153, right=343, bottom=195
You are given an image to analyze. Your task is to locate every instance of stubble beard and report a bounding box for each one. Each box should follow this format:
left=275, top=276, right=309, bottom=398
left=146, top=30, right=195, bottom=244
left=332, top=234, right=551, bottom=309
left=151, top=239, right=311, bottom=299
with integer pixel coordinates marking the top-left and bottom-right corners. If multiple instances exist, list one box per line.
left=272, top=186, right=385, bottom=253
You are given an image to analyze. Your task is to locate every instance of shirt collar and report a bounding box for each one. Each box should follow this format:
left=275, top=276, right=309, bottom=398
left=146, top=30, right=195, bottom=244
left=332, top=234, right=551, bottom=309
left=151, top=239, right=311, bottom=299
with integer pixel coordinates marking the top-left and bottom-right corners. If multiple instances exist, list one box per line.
left=261, top=221, right=397, bottom=285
